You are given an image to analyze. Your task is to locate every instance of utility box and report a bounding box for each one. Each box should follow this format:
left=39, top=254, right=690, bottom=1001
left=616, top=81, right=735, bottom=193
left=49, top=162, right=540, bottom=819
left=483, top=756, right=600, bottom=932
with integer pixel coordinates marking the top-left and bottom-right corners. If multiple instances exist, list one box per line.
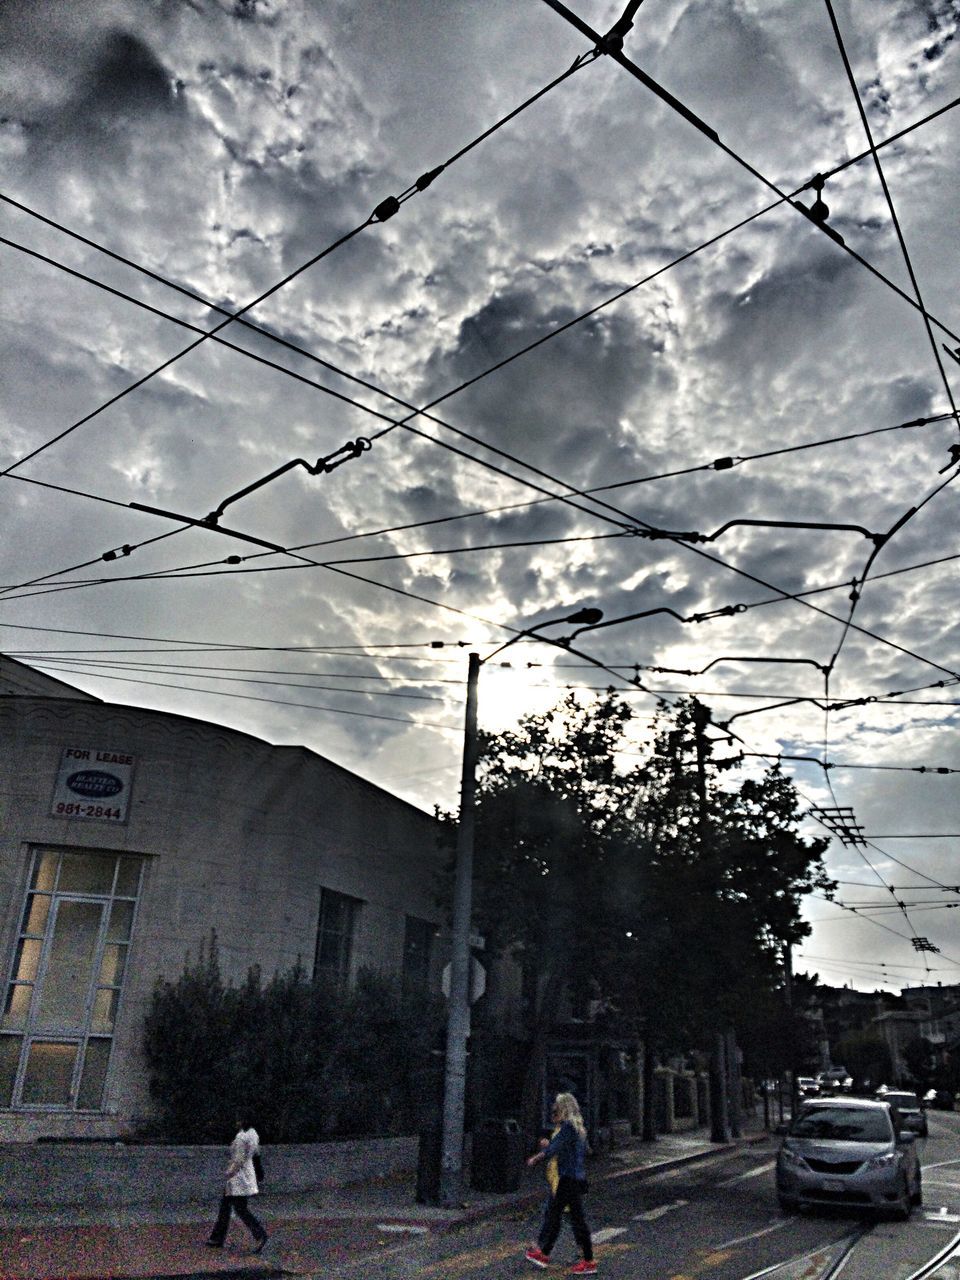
left=470, top=1117, right=525, bottom=1192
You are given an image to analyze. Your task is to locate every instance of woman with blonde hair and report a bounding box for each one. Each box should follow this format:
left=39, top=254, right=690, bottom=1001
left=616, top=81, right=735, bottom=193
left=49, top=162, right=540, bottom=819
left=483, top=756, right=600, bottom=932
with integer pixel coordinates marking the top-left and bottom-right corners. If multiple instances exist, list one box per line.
left=524, top=1093, right=595, bottom=1274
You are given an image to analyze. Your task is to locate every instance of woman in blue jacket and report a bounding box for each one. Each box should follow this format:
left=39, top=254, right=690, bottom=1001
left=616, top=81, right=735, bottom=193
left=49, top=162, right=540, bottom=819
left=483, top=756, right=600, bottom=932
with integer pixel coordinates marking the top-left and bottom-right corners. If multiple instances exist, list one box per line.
left=524, top=1092, right=596, bottom=1274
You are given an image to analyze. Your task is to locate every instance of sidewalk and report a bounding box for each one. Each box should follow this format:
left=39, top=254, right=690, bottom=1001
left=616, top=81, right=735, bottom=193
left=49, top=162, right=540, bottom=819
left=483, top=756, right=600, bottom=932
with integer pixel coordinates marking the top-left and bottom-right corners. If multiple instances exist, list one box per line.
left=0, top=1120, right=771, bottom=1279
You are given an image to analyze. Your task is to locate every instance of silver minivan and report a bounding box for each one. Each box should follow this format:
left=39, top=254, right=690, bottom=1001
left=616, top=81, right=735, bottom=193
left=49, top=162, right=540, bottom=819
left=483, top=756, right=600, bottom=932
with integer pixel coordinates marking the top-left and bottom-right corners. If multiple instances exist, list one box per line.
left=776, top=1097, right=921, bottom=1218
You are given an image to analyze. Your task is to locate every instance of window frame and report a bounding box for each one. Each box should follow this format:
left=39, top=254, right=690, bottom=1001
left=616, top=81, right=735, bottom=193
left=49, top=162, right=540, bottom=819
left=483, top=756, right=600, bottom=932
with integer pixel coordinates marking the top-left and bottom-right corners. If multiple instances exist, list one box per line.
left=0, top=847, right=144, bottom=1113
left=313, top=887, right=362, bottom=985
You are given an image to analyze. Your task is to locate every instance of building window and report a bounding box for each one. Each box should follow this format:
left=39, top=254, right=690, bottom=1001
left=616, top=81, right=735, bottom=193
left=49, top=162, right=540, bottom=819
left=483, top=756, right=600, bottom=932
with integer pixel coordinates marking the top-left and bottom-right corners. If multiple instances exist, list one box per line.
left=402, top=917, right=435, bottom=994
left=1, top=848, right=144, bottom=1111
left=314, top=889, right=361, bottom=984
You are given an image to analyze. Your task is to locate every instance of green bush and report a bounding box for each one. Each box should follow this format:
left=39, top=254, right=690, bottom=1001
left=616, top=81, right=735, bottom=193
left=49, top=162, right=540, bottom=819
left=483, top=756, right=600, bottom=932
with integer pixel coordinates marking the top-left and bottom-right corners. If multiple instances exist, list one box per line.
left=142, top=935, right=444, bottom=1142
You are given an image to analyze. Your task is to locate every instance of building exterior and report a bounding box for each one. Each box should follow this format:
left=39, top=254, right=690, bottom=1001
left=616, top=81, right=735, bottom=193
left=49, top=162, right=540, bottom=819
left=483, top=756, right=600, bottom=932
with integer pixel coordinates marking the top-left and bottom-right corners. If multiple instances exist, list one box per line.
left=0, top=656, right=448, bottom=1141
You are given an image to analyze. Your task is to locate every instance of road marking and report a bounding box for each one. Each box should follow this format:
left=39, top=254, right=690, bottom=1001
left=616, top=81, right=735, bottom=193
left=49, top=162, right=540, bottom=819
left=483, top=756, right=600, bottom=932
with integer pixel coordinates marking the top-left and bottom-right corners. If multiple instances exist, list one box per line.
left=923, top=1157, right=960, bottom=1171
left=923, top=1207, right=960, bottom=1224
left=375, top=1223, right=430, bottom=1234
left=634, top=1198, right=688, bottom=1221
left=593, top=1226, right=628, bottom=1243
left=713, top=1218, right=789, bottom=1249
left=717, top=1159, right=776, bottom=1186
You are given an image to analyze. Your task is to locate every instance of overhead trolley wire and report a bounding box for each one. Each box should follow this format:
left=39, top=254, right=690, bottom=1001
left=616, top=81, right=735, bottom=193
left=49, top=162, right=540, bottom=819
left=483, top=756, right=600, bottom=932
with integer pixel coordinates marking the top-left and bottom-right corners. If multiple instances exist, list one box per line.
left=0, top=45, right=600, bottom=480
left=3, top=37, right=957, bottom=778
left=539, top=0, right=960, bottom=381
left=823, top=0, right=959, bottom=432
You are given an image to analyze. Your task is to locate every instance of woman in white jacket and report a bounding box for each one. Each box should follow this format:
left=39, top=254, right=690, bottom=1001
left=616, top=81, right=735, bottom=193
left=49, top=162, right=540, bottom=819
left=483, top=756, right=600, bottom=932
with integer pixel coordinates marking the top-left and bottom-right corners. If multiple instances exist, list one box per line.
left=206, top=1115, right=269, bottom=1252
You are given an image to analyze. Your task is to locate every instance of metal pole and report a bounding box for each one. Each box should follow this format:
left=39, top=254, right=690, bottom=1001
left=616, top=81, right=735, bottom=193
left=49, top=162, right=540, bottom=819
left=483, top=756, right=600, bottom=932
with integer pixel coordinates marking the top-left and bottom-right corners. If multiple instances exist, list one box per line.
left=785, top=943, right=799, bottom=1121
left=439, top=651, right=480, bottom=1206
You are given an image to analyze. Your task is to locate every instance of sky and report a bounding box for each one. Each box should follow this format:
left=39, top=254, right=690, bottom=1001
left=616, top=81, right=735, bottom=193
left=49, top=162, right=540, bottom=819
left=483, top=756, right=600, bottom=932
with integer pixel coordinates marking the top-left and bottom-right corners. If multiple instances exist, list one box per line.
left=1, top=0, right=958, bottom=996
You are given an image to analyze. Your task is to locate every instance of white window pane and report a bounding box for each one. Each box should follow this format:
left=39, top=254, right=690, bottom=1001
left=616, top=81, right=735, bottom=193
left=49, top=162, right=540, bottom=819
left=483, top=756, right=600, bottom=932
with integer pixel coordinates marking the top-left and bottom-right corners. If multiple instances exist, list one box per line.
left=91, top=989, right=119, bottom=1034
left=13, top=938, right=42, bottom=983
left=3, top=984, right=33, bottom=1031
left=78, top=1039, right=111, bottom=1110
left=98, top=944, right=127, bottom=987
left=0, top=1036, right=22, bottom=1106
left=114, top=857, right=142, bottom=897
left=22, top=894, right=51, bottom=937
left=22, top=1041, right=77, bottom=1105
left=36, top=902, right=103, bottom=1031
left=107, top=900, right=134, bottom=942
left=57, top=853, right=115, bottom=895
left=30, top=852, right=58, bottom=893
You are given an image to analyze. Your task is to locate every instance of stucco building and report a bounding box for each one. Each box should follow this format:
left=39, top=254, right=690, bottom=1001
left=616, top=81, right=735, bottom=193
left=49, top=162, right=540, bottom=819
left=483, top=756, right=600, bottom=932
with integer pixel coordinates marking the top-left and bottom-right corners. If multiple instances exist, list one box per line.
left=0, top=656, right=448, bottom=1141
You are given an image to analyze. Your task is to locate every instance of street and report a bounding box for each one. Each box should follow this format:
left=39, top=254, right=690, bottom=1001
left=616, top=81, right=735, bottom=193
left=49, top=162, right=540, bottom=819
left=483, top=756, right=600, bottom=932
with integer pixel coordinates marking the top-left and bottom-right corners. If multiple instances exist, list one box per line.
left=289, top=1109, right=960, bottom=1280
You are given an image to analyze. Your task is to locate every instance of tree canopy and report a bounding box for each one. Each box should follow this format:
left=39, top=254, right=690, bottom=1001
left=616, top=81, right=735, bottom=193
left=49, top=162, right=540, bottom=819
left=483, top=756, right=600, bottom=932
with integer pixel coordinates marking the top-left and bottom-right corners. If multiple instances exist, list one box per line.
left=451, top=690, right=833, bottom=1092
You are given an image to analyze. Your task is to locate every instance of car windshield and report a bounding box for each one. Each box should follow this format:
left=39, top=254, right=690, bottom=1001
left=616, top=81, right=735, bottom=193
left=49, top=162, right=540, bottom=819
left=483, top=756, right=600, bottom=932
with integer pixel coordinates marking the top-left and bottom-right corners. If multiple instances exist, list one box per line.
left=886, top=1094, right=920, bottom=1111
left=791, top=1107, right=892, bottom=1142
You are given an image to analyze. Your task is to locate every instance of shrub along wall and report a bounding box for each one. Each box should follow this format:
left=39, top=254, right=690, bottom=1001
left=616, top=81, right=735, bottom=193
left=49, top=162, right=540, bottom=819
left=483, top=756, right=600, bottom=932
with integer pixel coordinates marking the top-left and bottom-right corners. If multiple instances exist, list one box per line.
left=142, top=937, right=444, bottom=1142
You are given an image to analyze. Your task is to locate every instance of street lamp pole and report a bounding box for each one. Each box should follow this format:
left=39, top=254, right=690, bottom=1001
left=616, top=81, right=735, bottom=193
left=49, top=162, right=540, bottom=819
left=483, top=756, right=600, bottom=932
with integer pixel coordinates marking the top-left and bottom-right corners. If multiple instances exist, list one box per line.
left=439, top=650, right=480, bottom=1206
left=437, top=609, right=602, bottom=1206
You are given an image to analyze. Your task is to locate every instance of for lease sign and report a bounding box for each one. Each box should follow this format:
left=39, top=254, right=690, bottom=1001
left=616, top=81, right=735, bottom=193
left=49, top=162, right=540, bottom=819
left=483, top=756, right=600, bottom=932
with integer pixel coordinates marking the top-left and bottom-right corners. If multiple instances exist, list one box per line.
left=50, top=746, right=135, bottom=824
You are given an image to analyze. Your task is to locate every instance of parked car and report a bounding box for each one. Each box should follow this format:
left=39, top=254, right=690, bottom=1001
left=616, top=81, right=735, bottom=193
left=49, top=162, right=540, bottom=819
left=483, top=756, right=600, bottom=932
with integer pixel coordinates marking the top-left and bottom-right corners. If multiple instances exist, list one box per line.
left=776, top=1097, right=921, bottom=1219
left=883, top=1091, right=929, bottom=1138
left=817, top=1069, right=853, bottom=1094
left=930, top=1090, right=956, bottom=1111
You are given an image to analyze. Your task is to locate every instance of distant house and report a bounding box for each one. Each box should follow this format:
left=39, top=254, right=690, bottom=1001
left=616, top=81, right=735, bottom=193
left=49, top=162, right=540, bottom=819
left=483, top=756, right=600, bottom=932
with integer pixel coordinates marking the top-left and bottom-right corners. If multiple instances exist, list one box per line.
left=0, top=655, right=450, bottom=1141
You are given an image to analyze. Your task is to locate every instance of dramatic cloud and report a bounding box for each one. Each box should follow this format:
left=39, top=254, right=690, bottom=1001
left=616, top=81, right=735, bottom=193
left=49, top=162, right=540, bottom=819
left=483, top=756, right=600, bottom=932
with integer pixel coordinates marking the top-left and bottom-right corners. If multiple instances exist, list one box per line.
left=1, top=0, right=958, bottom=993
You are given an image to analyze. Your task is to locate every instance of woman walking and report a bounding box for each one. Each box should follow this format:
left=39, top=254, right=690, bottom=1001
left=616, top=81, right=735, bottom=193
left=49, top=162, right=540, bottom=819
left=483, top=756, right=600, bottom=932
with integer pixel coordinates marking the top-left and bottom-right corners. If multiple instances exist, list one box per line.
left=206, top=1114, right=269, bottom=1253
left=524, top=1092, right=596, bottom=1274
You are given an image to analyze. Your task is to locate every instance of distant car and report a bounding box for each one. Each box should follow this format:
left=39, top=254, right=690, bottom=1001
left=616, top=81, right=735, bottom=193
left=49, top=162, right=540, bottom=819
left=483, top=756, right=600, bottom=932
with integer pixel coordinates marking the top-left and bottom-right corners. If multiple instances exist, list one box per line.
left=931, top=1090, right=956, bottom=1112
left=776, top=1097, right=921, bottom=1219
left=883, top=1091, right=929, bottom=1138
left=797, top=1077, right=820, bottom=1097
left=817, top=1070, right=853, bottom=1095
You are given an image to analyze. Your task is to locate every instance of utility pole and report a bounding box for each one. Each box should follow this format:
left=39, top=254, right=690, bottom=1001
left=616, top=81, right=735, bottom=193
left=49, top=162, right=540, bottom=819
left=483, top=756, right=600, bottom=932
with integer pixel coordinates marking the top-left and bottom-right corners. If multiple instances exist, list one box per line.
left=439, top=651, right=480, bottom=1207
left=437, top=606, right=602, bottom=1206
left=785, top=942, right=799, bottom=1121
left=693, top=699, right=731, bottom=1144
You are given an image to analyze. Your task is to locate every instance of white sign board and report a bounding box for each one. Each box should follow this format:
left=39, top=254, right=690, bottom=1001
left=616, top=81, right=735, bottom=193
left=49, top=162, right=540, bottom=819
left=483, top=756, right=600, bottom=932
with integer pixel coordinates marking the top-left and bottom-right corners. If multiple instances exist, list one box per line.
left=50, top=746, right=135, bottom=825
left=441, top=957, right=486, bottom=1003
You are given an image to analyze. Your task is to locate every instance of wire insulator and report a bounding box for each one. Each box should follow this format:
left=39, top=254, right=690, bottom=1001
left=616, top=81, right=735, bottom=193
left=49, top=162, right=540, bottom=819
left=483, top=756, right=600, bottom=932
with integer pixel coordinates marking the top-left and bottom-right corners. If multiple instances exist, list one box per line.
left=416, top=166, right=444, bottom=191
left=372, top=196, right=400, bottom=222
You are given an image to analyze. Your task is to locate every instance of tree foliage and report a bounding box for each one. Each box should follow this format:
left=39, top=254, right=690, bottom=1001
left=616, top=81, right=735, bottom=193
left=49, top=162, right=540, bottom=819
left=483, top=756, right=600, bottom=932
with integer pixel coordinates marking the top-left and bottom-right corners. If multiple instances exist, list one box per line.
left=449, top=690, right=832, bottom=1117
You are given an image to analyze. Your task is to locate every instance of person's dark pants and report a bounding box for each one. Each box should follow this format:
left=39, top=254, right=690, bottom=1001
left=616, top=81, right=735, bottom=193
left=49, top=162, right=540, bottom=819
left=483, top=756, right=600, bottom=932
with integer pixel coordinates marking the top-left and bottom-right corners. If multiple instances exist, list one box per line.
left=538, top=1175, right=593, bottom=1260
left=208, top=1195, right=266, bottom=1245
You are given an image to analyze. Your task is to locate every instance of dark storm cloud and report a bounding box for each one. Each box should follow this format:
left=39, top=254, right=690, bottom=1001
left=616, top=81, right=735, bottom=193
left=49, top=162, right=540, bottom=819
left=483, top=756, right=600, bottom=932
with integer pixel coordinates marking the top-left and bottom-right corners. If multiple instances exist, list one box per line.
left=1, top=0, right=957, bottom=985
left=704, top=244, right=863, bottom=373
left=11, top=26, right=180, bottom=161
left=418, top=286, right=673, bottom=487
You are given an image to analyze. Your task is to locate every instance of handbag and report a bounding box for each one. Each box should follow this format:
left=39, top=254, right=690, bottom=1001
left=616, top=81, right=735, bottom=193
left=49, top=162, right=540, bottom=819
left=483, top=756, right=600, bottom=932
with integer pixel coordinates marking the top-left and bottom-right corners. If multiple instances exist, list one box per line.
left=253, top=1151, right=265, bottom=1184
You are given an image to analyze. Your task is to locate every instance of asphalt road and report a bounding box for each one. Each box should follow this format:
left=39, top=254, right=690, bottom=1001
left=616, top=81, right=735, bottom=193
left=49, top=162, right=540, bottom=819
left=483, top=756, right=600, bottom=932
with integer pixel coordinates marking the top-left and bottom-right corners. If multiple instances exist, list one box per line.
left=346, top=1109, right=960, bottom=1280
left=168, top=1109, right=960, bottom=1279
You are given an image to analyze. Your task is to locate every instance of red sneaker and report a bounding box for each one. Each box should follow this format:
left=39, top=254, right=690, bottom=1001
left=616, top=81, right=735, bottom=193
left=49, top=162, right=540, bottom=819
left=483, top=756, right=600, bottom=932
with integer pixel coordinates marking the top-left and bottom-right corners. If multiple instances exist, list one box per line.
left=570, top=1262, right=597, bottom=1275
left=525, top=1246, right=551, bottom=1267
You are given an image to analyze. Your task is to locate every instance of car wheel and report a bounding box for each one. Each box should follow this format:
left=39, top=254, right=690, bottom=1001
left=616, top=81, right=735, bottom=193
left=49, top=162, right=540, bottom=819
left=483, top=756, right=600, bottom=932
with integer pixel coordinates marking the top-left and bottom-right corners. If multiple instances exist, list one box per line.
left=778, top=1196, right=797, bottom=1215
left=911, top=1171, right=923, bottom=1207
left=892, top=1178, right=912, bottom=1221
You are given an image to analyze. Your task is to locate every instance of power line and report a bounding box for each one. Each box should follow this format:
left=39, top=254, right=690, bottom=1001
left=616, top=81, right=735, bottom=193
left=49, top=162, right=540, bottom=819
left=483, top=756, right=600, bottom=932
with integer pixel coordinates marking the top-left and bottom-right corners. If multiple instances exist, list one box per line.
left=540, top=0, right=960, bottom=366
left=823, top=0, right=959, bottom=434
left=12, top=663, right=459, bottom=732
left=0, top=46, right=599, bottom=479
